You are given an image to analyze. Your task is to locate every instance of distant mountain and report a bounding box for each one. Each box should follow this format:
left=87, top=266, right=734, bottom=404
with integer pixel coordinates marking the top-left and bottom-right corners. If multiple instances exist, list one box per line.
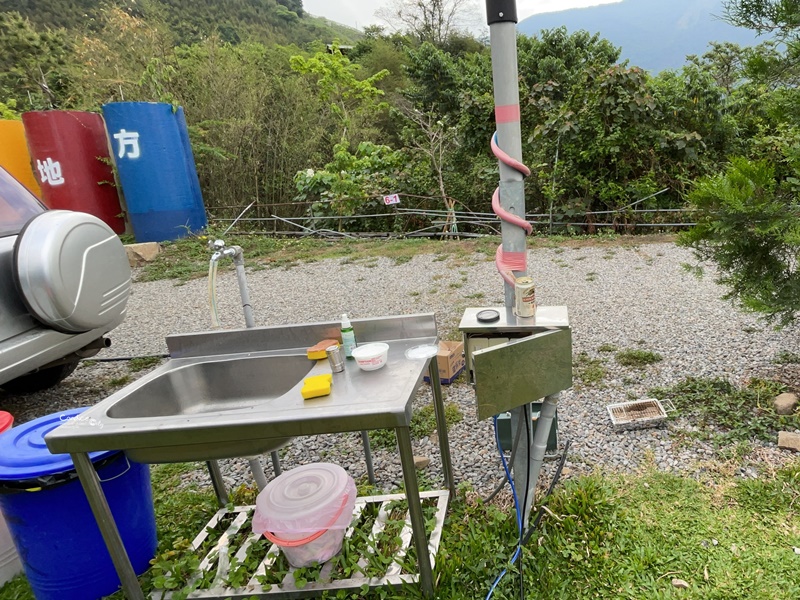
left=519, top=0, right=763, bottom=73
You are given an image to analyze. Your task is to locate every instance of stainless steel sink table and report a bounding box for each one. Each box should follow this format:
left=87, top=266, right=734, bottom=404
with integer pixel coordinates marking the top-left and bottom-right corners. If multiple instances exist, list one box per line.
left=45, top=313, right=454, bottom=599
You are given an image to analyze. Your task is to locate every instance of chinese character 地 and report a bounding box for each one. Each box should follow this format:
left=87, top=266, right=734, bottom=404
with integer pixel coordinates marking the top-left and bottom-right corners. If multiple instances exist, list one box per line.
left=113, top=129, right=141, bottom=159
left=36, top=157, right=65, bottom=186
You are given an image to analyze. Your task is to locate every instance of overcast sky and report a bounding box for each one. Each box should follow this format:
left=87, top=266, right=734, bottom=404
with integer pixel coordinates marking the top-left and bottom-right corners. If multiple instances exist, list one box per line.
left=302, top=0, right=623, bottom=31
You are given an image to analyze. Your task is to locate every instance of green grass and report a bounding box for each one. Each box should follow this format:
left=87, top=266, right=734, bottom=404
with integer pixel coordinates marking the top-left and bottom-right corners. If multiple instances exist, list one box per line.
left=369, top=403, right=464, bottom=450
left=136, top=234, right=500, bottom=282
left=133, top=232, right=678, bottom=283
left=650, top=377, right=794, bottom=446
left=774, top=351, right=800, bottom=364
left=574, top=352, right=607, bottom=387
left=128, top=356, right=163, bottom=372
left=616, top=348, right=663, bottom=367
left=4, top=463, right=799, bottom=599
left=107, top=375, right=132, bottom=387
left=527, top=467, right=800, bottom=600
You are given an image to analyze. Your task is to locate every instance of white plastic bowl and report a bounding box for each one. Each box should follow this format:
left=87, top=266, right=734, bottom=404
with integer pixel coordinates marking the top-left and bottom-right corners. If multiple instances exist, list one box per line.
left=350, top=342, right=389, bottom=371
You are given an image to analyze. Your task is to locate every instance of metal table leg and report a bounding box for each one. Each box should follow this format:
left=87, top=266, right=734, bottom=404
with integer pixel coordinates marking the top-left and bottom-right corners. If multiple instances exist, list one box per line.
left=395, top=426, right=434, bottom=598
left=247, top=457, right=268, bottom=491
left=360, top=430, right=376, bottom=484
left=270, top=450, right=282, bottom=476
left=71, top=452, right=145, bottom=600
left=428, top=357, right=455, bottom=495
left=206, top=460, right=229, bottom=506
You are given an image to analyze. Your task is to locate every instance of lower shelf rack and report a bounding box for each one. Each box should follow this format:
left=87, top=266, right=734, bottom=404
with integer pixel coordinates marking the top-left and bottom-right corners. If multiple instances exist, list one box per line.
left=152, top=490, right=450, bottom=599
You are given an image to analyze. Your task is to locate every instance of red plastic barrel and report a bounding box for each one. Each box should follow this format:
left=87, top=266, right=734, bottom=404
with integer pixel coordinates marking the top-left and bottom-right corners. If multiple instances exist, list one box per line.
left=22, top=111, right=125, bottom=234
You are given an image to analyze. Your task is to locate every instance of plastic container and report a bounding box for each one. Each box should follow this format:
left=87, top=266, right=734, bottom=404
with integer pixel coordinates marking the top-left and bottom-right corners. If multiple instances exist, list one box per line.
left=351, top=342, right=389, bottom=371
left=101, top=102, right=207, bottom=242
left=252, top=463, right=356, bottom=568
left=0, top=411, right=20, bottom=587
left=0, top=408, right=157, bottom=600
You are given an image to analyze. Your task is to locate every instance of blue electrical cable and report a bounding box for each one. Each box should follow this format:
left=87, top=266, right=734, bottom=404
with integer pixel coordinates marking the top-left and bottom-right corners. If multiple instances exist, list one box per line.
left=486, top=415, right=524, bottom=600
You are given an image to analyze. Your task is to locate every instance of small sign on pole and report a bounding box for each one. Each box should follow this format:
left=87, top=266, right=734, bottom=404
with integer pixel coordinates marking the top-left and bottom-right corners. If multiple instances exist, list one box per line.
left=383, top=193, right=401, bottom=206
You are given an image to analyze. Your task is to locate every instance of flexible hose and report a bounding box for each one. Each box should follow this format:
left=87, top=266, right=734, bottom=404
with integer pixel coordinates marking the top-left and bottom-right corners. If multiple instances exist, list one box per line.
left=491, top=132, right=532, bottom=285
left=208, top=260, right=221, bottom=327
left=486, top=415, right=524, bottom=600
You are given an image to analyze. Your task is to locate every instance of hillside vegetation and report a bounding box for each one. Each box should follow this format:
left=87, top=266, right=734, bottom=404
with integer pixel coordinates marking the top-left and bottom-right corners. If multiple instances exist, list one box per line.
left=0, top=0, right=359, bottom=45
left=1, top=1, right=798, bottom=289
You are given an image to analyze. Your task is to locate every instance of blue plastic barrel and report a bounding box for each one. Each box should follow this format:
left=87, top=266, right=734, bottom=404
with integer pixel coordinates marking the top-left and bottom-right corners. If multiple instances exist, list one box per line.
left=0, top=409, right=157, bottom=600
left=102, top=102, right=207, bottom=242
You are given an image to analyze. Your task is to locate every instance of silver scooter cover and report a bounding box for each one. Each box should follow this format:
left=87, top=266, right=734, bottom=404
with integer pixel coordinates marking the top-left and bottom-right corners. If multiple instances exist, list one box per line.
left=13, top=210, right=131, bottom=333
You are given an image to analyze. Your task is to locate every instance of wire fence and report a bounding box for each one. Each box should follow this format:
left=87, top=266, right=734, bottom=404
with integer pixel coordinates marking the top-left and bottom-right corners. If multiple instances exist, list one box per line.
left=205, top=189, right=697, bottom=238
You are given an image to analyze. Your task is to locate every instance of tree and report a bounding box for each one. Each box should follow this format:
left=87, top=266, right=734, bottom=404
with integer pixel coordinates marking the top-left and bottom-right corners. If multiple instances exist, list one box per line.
left=680, top=158, right=800, bottom=326
left=376, top=0, right=481, bottom=46
left=0, top=11, right=72, bottom=108
left=724, top=1, right=800, bottom=86
left=290, top=46, right=389, bottom=144
left=679, top=1, right=800, bottom=325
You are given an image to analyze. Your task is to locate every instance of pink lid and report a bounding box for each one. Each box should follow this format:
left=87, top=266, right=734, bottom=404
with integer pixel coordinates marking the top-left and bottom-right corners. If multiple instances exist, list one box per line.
left=0, top=412, right=13, bottom=434
left=252, top=463, right=354, bottom=536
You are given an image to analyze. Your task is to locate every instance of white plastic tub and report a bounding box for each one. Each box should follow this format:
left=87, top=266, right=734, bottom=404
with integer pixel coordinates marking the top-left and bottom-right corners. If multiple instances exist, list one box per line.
left=351, top=342, right=389, bottom=371
left=252, top=463, right=356, bottom=568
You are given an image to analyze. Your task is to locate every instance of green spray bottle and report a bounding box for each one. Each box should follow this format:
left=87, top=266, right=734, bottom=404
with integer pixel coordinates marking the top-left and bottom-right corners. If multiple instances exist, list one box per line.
left=341, top=313, right=357, bottom=359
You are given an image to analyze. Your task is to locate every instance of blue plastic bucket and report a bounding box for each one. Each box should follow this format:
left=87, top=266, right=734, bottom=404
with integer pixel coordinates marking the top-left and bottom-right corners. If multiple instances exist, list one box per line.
left=101, top=101, right=207, bottom=243
left=0, top=409, right=157, bottom=600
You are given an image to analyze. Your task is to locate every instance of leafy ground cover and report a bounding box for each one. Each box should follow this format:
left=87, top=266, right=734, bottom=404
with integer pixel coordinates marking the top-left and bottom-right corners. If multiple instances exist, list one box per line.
left=2, top=460, right=799, bottom=599
left=651, top=377, right=795, bottom=448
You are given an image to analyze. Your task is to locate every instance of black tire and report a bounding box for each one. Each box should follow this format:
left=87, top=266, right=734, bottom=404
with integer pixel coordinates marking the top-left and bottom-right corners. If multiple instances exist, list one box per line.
left=1, top=360, right=80, bottom=394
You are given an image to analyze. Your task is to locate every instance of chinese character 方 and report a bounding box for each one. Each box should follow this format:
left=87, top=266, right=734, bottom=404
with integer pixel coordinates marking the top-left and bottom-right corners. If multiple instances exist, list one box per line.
left=113, top=129, right=141, bottom=159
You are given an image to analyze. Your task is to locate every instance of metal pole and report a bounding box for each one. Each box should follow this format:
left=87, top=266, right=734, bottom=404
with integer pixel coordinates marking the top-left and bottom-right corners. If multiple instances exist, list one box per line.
left=360, top=431, right=376, bottom=485
left=396, top=426, right=434, bottom=597
left=429, top=356, right=455, bottom=495
left=486, top=0, right=559, bottom=529
left=271, top=450, right=282, bottom=476
left=71, top=452, right=145, bottom=600
left=487, top=0, right=526, bottom=307
left=206, top=460, right=230, bottom=506
left=234, top=250, right=282, bottom=480
left=233, top=254, right=255, bottom=329
left=248, top=458, right=269, bottom=491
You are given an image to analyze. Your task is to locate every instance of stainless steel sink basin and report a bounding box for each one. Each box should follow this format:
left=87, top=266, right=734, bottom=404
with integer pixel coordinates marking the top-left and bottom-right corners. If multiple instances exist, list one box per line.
left=107, top=354, right=314, bottom=419
left=44, top=314, right=441, bottom=464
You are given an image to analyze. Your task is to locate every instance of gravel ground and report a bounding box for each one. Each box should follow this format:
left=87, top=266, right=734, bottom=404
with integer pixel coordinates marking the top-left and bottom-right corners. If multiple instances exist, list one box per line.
left=2, top=240, right=799, bottom=496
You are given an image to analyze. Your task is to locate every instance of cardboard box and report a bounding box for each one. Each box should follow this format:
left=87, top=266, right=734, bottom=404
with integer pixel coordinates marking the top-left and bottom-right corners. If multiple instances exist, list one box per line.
left=423, top=341, right=465, bottom=385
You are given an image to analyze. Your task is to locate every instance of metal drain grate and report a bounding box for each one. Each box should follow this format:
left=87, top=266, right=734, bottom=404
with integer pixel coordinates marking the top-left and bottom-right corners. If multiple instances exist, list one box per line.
left=153, top=490, right=449, bottom=599
left=607, top=398, right=671, bottom=431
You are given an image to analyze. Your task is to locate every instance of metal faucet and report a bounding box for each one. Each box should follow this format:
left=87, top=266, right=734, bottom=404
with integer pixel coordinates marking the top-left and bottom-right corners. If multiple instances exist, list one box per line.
left=206, top=237, right=274, bottom=488
left=208, top=239, right=255, bottom=329
left=209, top=239, right=240, bottom=263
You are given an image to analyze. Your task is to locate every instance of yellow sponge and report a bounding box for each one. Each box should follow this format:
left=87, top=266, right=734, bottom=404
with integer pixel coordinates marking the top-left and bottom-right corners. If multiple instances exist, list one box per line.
left=301, top=374, right=333, bottom=400
left=306, top=339, right=339, bottom=360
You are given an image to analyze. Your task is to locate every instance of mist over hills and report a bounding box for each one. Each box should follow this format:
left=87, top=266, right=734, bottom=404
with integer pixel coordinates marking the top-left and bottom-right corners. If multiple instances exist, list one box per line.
left=519, top=0, right=763, bottom=72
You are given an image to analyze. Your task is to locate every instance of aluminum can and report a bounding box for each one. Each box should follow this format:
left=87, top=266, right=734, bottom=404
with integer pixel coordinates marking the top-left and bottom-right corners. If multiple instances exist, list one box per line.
left=326, top=345, right=344, bottom=373
left=514, top=276, right=536, bottom=318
